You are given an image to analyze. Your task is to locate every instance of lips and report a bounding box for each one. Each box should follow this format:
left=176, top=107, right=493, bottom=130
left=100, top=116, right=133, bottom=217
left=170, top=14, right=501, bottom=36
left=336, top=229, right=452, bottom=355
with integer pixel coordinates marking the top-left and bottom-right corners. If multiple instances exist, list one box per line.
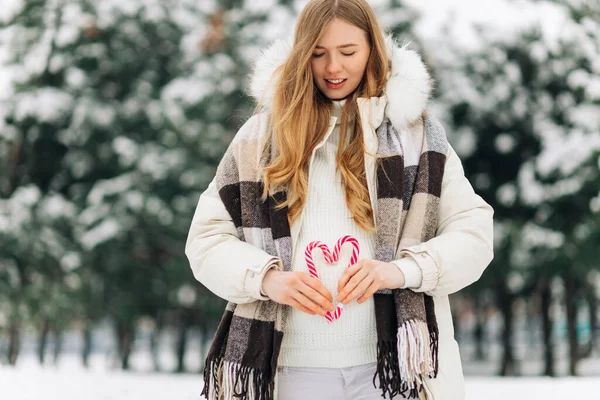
left=325, top=78, right=347, bottom=89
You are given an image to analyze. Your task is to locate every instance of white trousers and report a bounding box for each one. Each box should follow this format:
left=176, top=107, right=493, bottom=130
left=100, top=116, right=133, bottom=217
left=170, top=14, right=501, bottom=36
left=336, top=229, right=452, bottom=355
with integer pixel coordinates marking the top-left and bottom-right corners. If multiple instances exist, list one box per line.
left=276, top=362, right=401, bottom=400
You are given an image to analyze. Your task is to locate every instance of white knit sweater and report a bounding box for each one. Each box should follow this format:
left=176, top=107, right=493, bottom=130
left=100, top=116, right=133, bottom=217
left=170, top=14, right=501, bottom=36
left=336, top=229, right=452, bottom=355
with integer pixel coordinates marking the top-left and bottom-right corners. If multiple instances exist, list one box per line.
left=277, top=102, right=422, bottom=368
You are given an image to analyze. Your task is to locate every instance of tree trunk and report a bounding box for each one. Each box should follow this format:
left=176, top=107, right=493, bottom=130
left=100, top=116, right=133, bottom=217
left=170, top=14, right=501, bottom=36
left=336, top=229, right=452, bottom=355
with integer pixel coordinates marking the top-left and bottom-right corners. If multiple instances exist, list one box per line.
left=473, top=295, right=486, bottom=361
left=498, top=283, right=517, bottom=376
left=540, top=279, right=555, bottom=376
left=150, top=313, right=164, bottom=372
left=587, top=287, right=597, bottom=354
left=451, top=297, right=461, bottom=344
left=199, top=320, right=208, bottom=374
left=116, top=322, right=135, bottom=370
left=52, top=328, right=63, bottom=366
left=176, top=310, right=191, bottom=373
left=578, top=284, right=595, bottom=359
left=8, top=323, right=20, bottom=366
left=38, top=319, right=51, bottom=365
left=82, top=324, right=92, bottom=368
left=564, top=270, right=579, bottom=376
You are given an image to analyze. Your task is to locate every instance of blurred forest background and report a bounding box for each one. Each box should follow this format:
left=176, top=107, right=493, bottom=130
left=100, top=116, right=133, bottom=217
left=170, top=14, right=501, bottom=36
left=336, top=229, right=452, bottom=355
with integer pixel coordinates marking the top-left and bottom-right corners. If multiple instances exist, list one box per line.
left=0, top=0, right=599, bottom=380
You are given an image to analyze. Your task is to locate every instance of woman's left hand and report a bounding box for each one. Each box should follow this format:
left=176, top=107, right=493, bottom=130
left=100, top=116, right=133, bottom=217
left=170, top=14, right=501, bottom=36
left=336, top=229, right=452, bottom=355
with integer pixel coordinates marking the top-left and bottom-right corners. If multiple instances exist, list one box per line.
left=337, top=259, right=405, bottom=305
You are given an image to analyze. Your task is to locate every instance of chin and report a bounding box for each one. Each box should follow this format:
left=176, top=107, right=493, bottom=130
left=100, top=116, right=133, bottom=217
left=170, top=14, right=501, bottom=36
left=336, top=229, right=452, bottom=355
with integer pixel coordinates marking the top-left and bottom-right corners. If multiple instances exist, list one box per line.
left=325, top=84, right=360, bottom=101
left=319, top=88, right=354, bottom=101
left=328, top=95, right=348, bottom=101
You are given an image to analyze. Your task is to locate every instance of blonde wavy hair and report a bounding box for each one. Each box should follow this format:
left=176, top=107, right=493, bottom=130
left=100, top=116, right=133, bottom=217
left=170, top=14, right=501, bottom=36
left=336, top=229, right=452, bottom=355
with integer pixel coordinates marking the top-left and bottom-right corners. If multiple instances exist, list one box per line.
left=262, top=0, right=389, bottom=231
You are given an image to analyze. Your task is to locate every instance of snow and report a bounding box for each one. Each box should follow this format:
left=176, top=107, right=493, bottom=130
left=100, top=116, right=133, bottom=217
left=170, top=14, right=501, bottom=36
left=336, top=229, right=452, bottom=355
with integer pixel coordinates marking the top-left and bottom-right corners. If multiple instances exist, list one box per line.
left=60, top=252, right=82, bottom=273
left=64, top=67, right=88, bottom=89
left=494, top=134, right=517, bottom=154
left=405, top=0, right=570, bottom=51
left=14, top=88, right=74, bottom=123
left=0, top=363, right=202, bottom=400
left=163, top=77, right=213, bottom=106
left=521, top=222, right=565, bottom=250
left=243, top=0, right=278, bottom=13
left=80, top=218, right=122, bottom=250
left=0, top=0, right=23, bottom=24
left=125, top=191, right=145, bottom=212
left=55, top=24, right=80, bottom=48
left=466, top=377, right=599, bottom=399
left=87, top=174, right=136, bottom=205
left=0, top=186, right=42, bottom=233
left=39, top=193, right=77, bottom=220
left=112, top=137, right=140, bottom=168
left=496, top=182, right=517, bottom=207
left=0, top=356, right=599, bottom=400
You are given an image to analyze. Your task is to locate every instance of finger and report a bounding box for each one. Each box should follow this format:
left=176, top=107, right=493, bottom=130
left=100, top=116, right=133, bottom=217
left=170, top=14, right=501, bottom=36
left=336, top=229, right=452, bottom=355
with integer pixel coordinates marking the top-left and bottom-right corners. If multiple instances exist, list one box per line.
left=341, top=274, right=373, bottom=304
left=357, top=282, right=380, bottom=304
left=288, top=298, right=317, bottom=315
left=301, top=273, right=334, bottom=304
left=292, top=291, right=328, bottom=317
left=337, top=262, right=364, bottom=292
left=300, top=280, right=335, bottom=312
left=337, top=268, right=368, bottom=302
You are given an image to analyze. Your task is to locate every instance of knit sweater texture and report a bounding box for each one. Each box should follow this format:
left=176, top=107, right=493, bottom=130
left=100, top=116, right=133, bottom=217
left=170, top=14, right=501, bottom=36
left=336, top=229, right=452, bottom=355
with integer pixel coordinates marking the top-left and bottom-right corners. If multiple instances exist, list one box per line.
left=278, top=101, right=378, bottom=367
left=278, top=101, right=422, bottom=367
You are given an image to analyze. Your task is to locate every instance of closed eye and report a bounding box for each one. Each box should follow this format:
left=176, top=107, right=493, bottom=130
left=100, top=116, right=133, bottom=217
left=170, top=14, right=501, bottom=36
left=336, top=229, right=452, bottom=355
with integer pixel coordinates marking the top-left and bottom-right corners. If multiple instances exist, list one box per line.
left=312, top=52, right=356, bottom=58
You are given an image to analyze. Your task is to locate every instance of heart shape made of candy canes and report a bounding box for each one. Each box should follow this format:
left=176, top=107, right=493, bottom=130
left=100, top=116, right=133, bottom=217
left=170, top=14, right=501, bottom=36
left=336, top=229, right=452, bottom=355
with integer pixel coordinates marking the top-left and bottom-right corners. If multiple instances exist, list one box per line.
left=304, top=235, right=360, bottom=323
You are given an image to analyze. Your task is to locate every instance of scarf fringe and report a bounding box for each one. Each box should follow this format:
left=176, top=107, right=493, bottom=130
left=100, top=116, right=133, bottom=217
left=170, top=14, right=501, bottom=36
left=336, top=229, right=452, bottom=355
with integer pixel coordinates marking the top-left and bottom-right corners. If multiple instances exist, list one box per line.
left=374, top=340, right=423, bottom=399
left=374, top=319, right=439, bottom=399
left=397, top=319, right=438, bottom=385
left=201, top=352, right=225, bottom=400
left=429, top=319, right=440, bottom=379
left=202, top=357, right=274, bottom=400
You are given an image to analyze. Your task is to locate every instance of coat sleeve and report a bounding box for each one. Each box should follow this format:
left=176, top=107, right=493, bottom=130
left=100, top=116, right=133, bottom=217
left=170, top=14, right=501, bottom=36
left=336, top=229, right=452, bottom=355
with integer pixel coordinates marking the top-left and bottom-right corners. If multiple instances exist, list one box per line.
left=184, top=117, right=282, bottom=304
left=398, top=145, right=494, bottom=297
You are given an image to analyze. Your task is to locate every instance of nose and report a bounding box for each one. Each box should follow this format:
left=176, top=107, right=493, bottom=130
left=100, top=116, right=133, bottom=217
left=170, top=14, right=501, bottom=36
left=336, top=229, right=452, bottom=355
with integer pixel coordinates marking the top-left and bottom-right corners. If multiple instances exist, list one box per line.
left=325, top=55, right=342, bottom=75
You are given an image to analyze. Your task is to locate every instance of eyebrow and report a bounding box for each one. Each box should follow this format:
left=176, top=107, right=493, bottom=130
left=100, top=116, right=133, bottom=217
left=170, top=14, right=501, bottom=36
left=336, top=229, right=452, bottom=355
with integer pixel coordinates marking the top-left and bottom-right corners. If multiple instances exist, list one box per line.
left=315, top=43, right=359, bottom=49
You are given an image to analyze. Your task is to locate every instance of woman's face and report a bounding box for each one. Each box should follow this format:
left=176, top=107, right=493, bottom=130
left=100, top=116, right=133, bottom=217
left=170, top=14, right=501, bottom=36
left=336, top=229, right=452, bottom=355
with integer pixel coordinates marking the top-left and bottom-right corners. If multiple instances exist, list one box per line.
left=311, top=18, right=371, bottom=101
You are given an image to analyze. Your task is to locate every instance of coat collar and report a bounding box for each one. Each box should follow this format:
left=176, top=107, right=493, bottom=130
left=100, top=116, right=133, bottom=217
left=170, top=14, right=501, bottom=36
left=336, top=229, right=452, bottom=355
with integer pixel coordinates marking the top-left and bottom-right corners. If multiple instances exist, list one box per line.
left=248, top=35, right=433, bottom=129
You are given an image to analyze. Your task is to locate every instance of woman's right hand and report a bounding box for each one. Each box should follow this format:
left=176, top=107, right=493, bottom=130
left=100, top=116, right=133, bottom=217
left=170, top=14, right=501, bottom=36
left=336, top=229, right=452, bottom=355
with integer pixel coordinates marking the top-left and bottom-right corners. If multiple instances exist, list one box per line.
left=262, top=270, right=335, bottom=316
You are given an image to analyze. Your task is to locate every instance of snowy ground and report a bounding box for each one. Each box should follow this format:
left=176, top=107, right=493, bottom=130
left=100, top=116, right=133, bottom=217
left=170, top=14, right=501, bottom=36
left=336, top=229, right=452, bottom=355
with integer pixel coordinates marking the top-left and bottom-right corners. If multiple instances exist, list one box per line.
left=3, top=320, right=600, bottom=400
left=2, top=355, right=600, bottom=400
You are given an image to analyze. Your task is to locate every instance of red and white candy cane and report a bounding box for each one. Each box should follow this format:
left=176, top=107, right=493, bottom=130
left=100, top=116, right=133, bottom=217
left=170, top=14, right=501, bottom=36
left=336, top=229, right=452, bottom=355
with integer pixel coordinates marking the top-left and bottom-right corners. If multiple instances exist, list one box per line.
left=304, top=236, right=360, bottom=323
left=304, top=241, right=333, bottom=278
left=332, top=235, right=360, bottom=266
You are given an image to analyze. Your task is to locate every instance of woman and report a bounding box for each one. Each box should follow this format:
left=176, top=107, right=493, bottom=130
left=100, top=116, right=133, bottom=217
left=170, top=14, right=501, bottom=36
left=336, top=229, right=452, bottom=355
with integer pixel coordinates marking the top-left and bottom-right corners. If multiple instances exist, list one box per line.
left=185, top=0, right=493, bottom=399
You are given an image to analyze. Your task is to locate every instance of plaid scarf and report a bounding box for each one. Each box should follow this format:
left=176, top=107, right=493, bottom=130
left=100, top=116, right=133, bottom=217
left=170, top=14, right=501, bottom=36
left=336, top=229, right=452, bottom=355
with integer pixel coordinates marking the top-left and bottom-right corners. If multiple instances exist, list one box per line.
left=202, top=113, right=448, bottom=400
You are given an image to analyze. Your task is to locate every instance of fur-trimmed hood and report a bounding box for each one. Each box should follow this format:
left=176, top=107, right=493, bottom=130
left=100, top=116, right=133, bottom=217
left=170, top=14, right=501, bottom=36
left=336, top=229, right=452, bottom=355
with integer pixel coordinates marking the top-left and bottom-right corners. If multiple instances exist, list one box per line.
left=248, top=36, right=433, bottom=128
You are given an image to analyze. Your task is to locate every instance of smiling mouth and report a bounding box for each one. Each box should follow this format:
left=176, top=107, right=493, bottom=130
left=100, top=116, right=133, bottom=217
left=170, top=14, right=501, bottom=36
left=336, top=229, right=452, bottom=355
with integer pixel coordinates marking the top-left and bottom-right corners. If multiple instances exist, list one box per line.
left=324, top=78, right=348, bottom=90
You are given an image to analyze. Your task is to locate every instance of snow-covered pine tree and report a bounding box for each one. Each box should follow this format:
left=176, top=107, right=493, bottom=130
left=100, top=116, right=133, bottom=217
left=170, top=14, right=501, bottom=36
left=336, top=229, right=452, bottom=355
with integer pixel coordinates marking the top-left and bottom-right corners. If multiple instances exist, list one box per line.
left=432, top=0, right=600, bottom=376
